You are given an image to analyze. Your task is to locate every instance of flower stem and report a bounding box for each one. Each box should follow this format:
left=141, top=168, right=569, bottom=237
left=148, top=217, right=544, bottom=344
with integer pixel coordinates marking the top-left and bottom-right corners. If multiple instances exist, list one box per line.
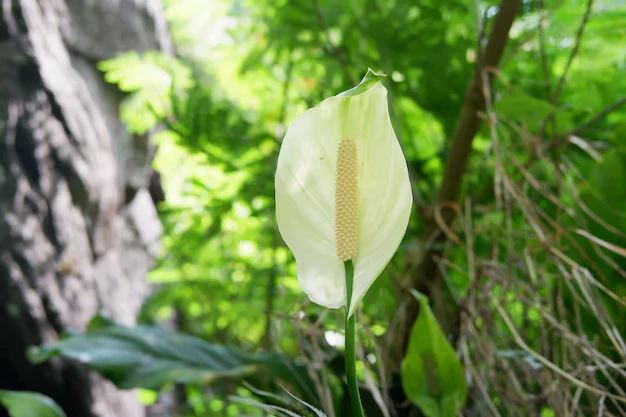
left=344, top=260, right=365, bottom=417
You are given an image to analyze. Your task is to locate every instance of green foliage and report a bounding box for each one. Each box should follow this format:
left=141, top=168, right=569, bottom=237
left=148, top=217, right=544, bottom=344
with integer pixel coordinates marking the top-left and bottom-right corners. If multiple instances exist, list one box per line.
left=99, top=51, right=192, bottom=134
left=29, top=316, right=321, bottom=409
left=84, top=0, right=626, bottom=415
left=401, top=291, right=466, bottom=417
left=574, top=147, right=626, bottom=329
left=0, top=390, right=66, bottom=417
left=495, top=89, right=573, bottom=133
left=582, top=147, right=626, bottom=225
left=230, top=385, right=328, bottom=417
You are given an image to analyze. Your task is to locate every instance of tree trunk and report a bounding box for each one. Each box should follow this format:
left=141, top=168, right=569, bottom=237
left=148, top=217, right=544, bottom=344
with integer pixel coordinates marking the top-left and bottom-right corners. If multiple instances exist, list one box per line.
left=388, top=0, right=522, bottom=373
left=0, top=1, right=170, bottom=416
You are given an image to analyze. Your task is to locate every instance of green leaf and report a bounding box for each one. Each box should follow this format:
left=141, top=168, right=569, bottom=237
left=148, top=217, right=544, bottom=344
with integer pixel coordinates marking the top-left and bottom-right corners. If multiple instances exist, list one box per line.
left=98, top=51, right=192, bottom=93
left=401, top=291, right=467, bottom=417
left=98, top=51, right=193, bottom=134
left=495, top=90, right=573, bottom=133
left=28, top=316, right=321, bottom=409
left=0, top=390, right=66, bottom=417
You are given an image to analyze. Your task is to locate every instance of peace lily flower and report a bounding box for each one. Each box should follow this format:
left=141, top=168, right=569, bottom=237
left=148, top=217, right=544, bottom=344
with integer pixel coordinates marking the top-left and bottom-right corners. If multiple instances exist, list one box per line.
left=275, top=69, right=412, bottom=317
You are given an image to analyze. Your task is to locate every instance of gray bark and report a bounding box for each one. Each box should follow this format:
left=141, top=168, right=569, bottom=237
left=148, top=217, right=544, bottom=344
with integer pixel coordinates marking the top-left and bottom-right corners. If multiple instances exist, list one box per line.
left=0, top=1, right=170, bottom=416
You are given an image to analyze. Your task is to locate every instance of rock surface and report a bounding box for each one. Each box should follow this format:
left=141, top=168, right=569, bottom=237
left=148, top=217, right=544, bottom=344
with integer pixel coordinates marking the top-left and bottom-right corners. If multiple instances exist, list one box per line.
left=0, top=1, right=169, bottom=416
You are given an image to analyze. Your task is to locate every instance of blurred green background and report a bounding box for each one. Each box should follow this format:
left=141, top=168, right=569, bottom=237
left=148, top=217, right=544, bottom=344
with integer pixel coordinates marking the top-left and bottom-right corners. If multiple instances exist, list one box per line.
left=2, top=0, right=626, bottom=416
left=113, top=0, right=626, bottom=415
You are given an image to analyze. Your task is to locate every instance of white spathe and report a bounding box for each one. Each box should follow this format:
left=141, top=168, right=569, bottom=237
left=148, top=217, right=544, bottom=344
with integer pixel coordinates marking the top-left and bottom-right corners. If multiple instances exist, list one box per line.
left=275, top=70, right=413, bottom=317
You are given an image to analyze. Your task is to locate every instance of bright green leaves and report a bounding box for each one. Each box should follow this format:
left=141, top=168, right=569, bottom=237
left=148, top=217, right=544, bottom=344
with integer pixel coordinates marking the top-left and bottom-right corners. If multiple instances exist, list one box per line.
left=401, top=291, right=466, bottom=417
left=0, top=390, right=66, bottom=417
left=99, top=51, right=192, bottom=134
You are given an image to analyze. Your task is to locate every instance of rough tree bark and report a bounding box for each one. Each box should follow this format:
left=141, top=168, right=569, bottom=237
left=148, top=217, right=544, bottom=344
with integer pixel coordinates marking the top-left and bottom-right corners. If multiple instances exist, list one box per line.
left=0, top=1, right=170, bottom=416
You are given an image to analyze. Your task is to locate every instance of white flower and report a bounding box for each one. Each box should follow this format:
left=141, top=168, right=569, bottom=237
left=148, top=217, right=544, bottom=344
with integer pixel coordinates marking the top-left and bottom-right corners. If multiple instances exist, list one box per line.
left=275, top=70, right=412, bottom=316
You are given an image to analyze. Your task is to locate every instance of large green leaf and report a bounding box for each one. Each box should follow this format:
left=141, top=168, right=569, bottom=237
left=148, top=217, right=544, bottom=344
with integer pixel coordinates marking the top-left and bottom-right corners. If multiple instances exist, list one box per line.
left=401, top=291, right=467, bottom=417
left=495, top=90, right=573, bottom=133
left=0, top=390, right=66, bottom=417
left=28, top=316, right=320, bottom=408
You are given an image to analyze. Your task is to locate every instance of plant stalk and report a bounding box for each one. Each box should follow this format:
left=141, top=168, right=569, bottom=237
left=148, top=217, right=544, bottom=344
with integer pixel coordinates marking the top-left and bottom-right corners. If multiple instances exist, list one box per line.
left=344, top=260, right=365, bottom=417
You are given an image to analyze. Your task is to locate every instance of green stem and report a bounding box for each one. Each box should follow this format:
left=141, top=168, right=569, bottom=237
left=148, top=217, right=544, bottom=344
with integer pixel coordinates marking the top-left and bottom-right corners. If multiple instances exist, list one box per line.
left=344, top=260, right=365, bottom=417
